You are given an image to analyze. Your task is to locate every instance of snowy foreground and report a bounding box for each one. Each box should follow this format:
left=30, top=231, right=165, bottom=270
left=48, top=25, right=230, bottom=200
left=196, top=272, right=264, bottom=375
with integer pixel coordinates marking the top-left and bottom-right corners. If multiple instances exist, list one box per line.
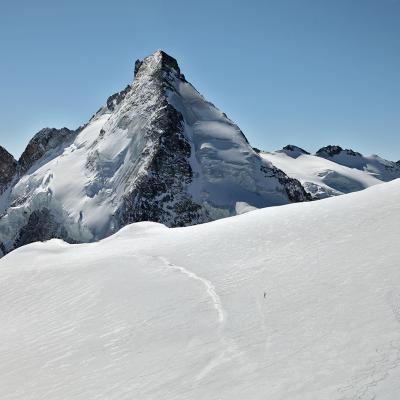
left=1, top=180, right=400, bottom=399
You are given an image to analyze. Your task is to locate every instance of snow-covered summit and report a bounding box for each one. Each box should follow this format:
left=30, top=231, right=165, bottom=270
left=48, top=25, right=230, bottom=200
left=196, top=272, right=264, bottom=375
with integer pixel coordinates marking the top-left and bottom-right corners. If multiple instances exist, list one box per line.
left=315, top=145, right=400, bottom=181
left=260, top=145, right=396, bottom=199
left=0, top=50, right=309, bottom=255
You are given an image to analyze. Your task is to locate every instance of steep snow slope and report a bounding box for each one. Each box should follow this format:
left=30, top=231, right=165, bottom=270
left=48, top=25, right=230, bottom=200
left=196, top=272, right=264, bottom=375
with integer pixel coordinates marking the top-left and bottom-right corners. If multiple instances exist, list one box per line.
left=261, top=149, right=383, bottom=199
left=0, top=50, right=308, bottom=255
left=1, top=179, right=399, bottom=399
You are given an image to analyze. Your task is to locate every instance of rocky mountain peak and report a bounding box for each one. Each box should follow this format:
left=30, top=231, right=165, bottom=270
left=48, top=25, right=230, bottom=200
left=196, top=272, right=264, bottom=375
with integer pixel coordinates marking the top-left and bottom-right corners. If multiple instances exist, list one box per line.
left=0, top=50, right=310, bottom=256
left=315, top=145, right=343, bottom=157
left=18, top=127, right=76, bottom=174
left=134, top=50, right=184, bottom=81
left=0, top=146, right=17, bottom=193
left=316, top=145, right=362, bottom=158
left=279, top=145, right=310, bottom=158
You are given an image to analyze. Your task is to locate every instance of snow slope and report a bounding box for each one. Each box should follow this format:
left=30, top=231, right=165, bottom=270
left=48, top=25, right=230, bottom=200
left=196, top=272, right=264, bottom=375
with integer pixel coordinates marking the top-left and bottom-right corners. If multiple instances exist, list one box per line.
left=261, top=149, right=384, bottom=199
left=1, top=179, right=399, bottom=399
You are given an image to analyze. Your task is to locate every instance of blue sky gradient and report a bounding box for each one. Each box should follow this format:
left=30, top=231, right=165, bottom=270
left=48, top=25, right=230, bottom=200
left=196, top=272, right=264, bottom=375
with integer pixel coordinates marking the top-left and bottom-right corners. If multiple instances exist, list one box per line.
left=0, top=0, right=399, bottom=160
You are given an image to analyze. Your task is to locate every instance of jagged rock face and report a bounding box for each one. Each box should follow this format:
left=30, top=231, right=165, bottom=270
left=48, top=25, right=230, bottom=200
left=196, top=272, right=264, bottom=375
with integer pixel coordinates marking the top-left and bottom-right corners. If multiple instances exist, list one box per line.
left=14, top=208, right=76, bottom=249
left=134, top=59, right=143, bottom=77
left=0, top=146, right=17, bottom=193
left=0, top=50, right=309, bottom=256
left=106, top=85, right=131, bottom=111
left=116, top=102, right=205, bottom=227
left=0, top=147, right=16, bottom=192
left=18, top=127, right=76, bottom=174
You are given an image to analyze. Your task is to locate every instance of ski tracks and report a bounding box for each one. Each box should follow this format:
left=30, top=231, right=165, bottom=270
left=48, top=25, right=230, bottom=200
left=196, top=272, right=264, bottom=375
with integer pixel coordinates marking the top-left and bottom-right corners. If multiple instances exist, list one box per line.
left=157, top=256, right=225, bottom=324
left=336, top=290, right=400, bottom=400
left=156, top=256, right=243, bottom=381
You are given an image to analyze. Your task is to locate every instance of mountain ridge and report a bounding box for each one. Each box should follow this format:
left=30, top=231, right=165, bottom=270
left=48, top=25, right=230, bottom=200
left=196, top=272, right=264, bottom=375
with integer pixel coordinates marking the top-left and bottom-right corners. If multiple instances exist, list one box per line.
left=260, top=144, right=400, bottom=199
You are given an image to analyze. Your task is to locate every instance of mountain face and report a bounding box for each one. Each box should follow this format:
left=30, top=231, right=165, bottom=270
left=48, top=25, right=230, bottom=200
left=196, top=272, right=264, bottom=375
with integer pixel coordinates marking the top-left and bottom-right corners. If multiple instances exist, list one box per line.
left=0, top=146, right=17, bottom=194
left=277, top=145, right=310, bottom=158
left=0, top=50, right=309, bottom=256
left=17, top=127, right=77, bottom=175
left=315, top=145, right=400, bottom=182
left=261, top=144, right=399, bottom=199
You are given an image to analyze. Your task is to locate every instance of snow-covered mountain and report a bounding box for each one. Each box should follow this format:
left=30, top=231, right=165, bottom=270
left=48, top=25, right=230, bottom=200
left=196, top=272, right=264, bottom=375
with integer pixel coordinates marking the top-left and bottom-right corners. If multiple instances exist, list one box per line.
left=1, top=178, right=399, bottom=399
left=0, top=50, right=309, bottom=256
left=315, top=145, right=400, bottom=181
left=260, top=144, right=399, bottom=199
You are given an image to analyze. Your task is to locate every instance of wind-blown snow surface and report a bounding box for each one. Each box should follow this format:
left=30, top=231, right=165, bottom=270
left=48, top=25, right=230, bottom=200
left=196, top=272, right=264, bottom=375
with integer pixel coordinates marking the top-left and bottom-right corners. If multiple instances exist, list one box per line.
left=1, top=179, right=400, bottom=399
left=261, top=150, right=383, bottom=199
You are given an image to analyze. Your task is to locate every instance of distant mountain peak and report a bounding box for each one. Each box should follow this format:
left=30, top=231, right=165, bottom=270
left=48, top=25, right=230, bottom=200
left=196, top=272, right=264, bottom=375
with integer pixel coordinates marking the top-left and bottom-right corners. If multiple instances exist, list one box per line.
left=0, top=146, right=17, bottom=194
left=280, top=145, right=310, bottom=157
left=316, top=145, right=362, bottom=158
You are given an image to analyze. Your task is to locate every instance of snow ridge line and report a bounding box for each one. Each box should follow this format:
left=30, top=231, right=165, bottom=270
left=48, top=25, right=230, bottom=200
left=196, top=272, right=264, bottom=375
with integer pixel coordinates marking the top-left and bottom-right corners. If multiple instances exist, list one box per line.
left=158, top=256, right=225, bottom=323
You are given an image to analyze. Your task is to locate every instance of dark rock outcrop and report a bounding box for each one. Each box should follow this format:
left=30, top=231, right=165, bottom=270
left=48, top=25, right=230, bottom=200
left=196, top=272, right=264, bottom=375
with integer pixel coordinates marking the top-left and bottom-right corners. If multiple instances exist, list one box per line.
left=14, top=208, right=76, bottom=249
left=18, top=127, right=76, bottom=174
left=106, top=85, right=131, bottom=111
left=316, top=145, right=361, bottom=158
left=134, top=59, right=143, bottom=77
left=0, top=146, right=17, bottom=193
left=282, top=145, right=310, bottom=155
left=116, top=52, right=207, bottom=227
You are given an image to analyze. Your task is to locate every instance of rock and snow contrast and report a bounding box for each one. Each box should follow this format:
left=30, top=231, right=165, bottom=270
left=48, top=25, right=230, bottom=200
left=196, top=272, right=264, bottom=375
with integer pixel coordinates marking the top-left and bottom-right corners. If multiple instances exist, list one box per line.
left=315, top=145, right=400, bottom=182
left=0, top=50, right=309, bottom=256
left=261, top=145, right=400, bottom=199
left=0, top=178, right=399, bottom=399
left=0, top=146, right=17, bottom=194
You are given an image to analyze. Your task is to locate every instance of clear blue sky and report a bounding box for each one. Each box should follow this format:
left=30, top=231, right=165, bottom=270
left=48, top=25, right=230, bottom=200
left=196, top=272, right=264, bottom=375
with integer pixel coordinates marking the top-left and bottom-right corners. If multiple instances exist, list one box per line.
left=1, top=0, right=399, bottom=160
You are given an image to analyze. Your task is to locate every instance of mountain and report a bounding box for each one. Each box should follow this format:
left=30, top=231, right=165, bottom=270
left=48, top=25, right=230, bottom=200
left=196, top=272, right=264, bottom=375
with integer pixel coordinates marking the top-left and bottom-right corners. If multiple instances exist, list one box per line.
left=0, top=50, right=309, bottom=256
left=315, top=145, right=400, bottom=181
left=17, top=127, right=78, bottom=175
left=261, top=145, right=399, bottom=199
left=0, top=146, right=16, bottom=194
left=1, top=178, right=399, bottom=399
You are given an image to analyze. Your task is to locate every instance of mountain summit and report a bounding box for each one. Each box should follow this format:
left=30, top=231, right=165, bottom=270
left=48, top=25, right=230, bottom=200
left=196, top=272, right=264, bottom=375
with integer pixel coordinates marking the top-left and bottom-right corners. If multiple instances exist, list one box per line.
left=0, top=50, right=309, bottom=255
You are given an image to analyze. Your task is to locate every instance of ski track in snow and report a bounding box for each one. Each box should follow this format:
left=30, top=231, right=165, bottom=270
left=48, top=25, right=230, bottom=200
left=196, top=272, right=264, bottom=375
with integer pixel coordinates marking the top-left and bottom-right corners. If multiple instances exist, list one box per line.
left=156, top=256, right=243, bottom=381
left=336, top=340, right=400, bottom=400
left=335, top=290, right=400, bottom=400
left=157, top=256, right=225, bottom=324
